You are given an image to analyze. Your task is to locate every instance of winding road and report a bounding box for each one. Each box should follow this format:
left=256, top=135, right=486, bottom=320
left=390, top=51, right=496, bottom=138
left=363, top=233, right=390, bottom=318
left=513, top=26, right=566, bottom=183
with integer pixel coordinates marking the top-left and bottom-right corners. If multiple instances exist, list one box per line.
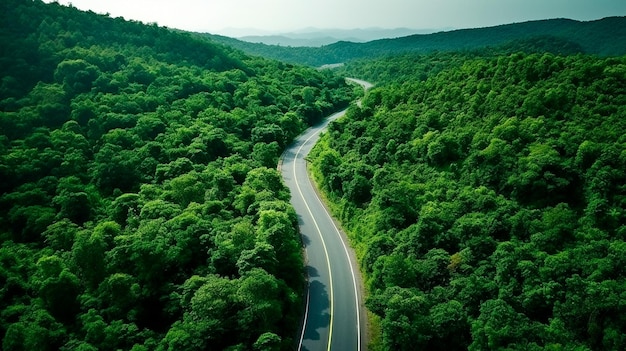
left=280, top=78, right=372, bottom=351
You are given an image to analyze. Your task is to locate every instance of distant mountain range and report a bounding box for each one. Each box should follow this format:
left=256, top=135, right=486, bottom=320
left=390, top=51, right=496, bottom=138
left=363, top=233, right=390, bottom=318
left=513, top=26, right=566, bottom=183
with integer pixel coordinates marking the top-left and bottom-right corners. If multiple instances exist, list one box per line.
left=236, top=28, right=449, bottom=47
left=202, top=17, right=626, bottom=66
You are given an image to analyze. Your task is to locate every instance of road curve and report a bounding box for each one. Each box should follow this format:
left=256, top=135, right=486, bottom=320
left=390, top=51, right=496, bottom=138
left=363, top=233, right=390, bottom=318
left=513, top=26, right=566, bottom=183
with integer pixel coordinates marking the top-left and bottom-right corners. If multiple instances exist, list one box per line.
left=280, top=79, right=372, bottom=351
left=345, top=78, right=374, bottom=91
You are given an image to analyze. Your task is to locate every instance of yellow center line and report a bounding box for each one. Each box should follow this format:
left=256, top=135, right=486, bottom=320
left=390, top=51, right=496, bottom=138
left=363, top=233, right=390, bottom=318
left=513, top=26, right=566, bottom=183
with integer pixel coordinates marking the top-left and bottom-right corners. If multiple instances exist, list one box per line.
left=292, top=104, right=366, bottom=351
left=294, top=127, right=335, bottom=351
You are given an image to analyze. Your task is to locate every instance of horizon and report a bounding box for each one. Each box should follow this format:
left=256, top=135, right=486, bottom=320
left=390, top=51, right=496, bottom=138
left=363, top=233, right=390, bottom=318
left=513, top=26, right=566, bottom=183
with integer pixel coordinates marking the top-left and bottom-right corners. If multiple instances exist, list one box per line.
left=217, top=16, right=619, bottom=39
left=42, top=0, right=625, bottom=37
left=218, top=26, right=451, bottom=39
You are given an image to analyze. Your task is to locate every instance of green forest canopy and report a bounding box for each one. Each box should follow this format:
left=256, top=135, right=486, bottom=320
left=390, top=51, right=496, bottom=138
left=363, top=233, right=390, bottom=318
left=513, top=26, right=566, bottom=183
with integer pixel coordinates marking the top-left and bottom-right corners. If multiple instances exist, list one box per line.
left=310, top=51, right=626, bottom=350
left=0, top=1, right=354, bottom=350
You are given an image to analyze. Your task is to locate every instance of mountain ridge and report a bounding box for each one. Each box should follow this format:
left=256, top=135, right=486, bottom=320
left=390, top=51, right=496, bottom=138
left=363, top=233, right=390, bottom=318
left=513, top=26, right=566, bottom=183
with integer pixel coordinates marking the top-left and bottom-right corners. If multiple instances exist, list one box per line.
left=236, top=27, right=447, bottom=47
left=202, top=16, right=626, bottom=66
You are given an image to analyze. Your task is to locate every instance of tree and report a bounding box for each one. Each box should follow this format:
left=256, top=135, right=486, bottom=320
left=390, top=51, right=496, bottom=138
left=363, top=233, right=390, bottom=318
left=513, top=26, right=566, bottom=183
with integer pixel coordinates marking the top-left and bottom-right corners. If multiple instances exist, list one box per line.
left=2, top=307, right=66, bottom=351
left=42, top=219, right=79, bottom=252
left=236, top=269, right=282, bottom=338
left=7, top=205, right=56, bottom=243
left=253, top=332, right=281, bottom=351
left=428, top=300, right=470, bottom=350
left=187, top=276, right=239, bottom=347
left=110, top=193, right=140, bottom=227
left=236, top=241, right=278, bottom=276
left=36, top=256, right=81, bottom=324
left=256, top=209, right=302, bottom=285
left=97, top=273, right=140, bottom=320
left=72, top=228, right=107, bottom=290
left=79, top=309, right=107, bottom=348
left=52, top=176, right=92, bottom=224
left=372, top=254, right=416, bottom=289
left=91, top=144, right=142, bottom=193
left=373, top=287, right=432, bottom=351
left=243, top=167, right=289, bottom=200
left=54, top=59, right=100, bottom=94
left=164, top=171, right=205, bottom=207
left=469, top=299, right=544, bottom=350
left=314, top=147, right=343, bottom=194
left=251, top=141, right=280, bottom=168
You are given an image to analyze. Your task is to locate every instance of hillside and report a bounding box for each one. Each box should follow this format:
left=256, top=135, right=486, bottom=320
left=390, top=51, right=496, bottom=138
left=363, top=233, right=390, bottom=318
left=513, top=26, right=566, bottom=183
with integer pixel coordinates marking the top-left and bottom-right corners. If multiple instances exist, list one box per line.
left=0, top=1, right=354, bottom=350
left=237, top=35, right=343, bottom=47
left=310, top=51, right=626, bottom=350
left=205, top=17, right=626, bottom=66
left=236, top=27, right=436, bottom=47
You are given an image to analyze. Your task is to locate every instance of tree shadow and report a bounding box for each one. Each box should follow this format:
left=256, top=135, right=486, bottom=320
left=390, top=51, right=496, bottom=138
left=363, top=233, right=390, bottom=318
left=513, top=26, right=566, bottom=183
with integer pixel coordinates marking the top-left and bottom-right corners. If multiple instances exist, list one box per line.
left=306, top=265, right=319, bottom=278
left=297, top=213, right=305, bottom=225
left=297, top=214, right=312, bottom=246
left=282, top=149, right=295, bottom=160
left=301, top=233, right=311, bottom=246
left=302, top=279, right=330, bottom=343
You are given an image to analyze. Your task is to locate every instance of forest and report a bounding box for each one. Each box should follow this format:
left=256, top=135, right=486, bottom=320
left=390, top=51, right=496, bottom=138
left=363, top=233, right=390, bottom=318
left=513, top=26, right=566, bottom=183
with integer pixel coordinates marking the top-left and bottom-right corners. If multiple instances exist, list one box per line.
left=310, top=50, right=626, bottom=350
left=0, top=0, right=354, bottom=350
left=3, top=1, right=626, bottom=350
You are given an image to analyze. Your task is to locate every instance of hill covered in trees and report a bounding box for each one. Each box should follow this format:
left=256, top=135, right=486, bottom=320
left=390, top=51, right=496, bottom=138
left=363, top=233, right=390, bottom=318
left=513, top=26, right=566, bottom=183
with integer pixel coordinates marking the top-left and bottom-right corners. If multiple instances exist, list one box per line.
left=310, top=51, right=626, bottom=350
left=205, top=17, right=626, bottom=66
left=0, top=1, right=354, bottom=350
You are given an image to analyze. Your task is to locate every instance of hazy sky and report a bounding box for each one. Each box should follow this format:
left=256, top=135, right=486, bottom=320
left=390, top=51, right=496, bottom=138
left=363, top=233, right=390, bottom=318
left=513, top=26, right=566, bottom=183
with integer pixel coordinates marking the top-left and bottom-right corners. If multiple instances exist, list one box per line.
left=44, top=0, right=625, bottom=35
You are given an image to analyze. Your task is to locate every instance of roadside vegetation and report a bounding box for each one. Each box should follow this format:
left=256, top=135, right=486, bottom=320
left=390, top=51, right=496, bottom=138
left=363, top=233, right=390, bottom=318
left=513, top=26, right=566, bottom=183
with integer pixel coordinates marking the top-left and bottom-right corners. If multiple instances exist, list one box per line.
left=310, top=50, right=626, bottom=350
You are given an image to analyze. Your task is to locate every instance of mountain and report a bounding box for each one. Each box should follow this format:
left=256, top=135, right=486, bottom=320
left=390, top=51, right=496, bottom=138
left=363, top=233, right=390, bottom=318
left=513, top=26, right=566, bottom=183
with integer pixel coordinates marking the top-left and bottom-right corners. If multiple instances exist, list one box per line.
left=203, top=17, right=626, bottom=66
left=237, top=35, right=343, bottom=47
left=237, top=27, right=444, bottom=47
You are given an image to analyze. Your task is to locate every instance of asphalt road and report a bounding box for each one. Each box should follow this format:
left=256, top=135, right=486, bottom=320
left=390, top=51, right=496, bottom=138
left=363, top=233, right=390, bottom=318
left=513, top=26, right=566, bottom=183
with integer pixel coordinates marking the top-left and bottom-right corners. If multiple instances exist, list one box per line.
left=280, top=79, right=372, bottom=351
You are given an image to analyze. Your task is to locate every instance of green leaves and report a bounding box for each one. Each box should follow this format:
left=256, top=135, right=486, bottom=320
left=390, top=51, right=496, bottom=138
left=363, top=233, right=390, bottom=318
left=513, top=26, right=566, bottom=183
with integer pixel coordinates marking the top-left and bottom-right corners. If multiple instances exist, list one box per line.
left=54, top=59, right=101, bottom=94
left=310, top=51, right=626, bottom=350
left=1, top=0, right=356, bottom=348
left=469, top=299, right=544, bottom=350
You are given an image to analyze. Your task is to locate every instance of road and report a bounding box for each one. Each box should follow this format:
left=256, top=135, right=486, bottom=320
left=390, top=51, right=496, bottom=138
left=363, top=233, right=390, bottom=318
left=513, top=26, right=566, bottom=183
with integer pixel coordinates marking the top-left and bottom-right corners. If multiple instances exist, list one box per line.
left=280, top=78, right=372, bottom=351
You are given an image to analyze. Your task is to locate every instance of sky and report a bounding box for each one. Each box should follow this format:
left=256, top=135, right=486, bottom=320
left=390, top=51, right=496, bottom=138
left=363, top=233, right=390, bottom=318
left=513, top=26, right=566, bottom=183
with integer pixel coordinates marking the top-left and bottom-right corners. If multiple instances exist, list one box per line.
left=44, top=0, right=626, bottom=36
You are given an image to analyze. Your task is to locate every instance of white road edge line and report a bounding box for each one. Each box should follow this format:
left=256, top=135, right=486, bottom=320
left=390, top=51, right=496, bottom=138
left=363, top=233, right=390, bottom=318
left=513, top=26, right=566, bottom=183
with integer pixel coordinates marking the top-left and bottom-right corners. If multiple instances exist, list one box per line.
left=295, top=78, right=370, bottom=350
left=306, top=171, right=361, bottom=351
left=307, top=106, right=362, bottom=351
left=294, top=128, right=336, bottom=351
left=298, top=283, right=311, bottom=350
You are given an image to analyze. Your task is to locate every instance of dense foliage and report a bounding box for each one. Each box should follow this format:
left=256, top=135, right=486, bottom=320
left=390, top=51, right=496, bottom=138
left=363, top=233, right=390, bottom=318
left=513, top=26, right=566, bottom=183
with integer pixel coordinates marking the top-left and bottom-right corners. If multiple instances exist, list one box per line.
left=0, top=1, right=354, bottom=350
left=205, top=17, right=626, bottom=66
left=310, top=52, right=626, bottom=350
